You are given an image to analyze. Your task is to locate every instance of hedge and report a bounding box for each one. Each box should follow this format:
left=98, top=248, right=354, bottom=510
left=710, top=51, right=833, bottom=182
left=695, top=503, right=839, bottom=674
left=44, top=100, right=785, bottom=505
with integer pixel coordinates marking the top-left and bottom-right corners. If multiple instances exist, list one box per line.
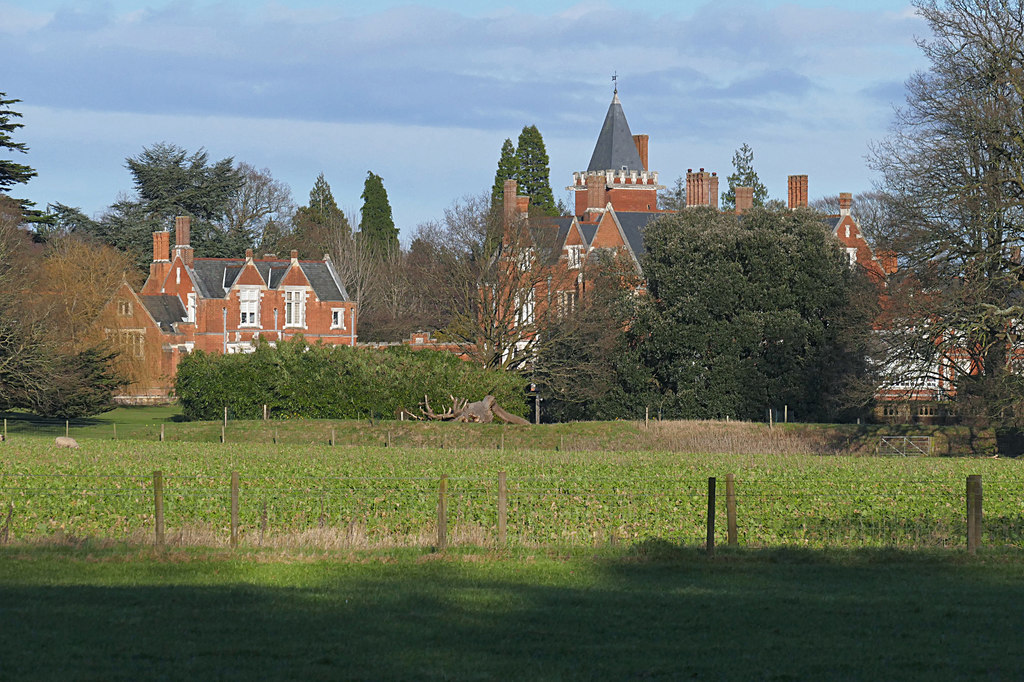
left=174, top=336, right=528, bottom=421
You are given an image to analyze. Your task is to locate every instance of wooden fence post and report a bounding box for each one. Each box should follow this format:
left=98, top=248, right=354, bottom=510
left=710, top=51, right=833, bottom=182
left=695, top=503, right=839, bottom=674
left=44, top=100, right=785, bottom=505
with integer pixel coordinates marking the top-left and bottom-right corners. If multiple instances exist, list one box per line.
left=221, top=425, right=226, bottom=444
left=967, top=474, right=983, bottom=554
left=706, top=477, right=716, bottom=557
left=160, top=423, right=165, bottom=442
left=230, top=471, right=239, bottom=549
left=498, top=471, right=507, bottom=545
left=500, top=429, right=505, bottom=451
left=153, top=470, right=164, bottom=547
left=113, top=423, right=117, bottom=440
left=65, top=420, right=69, bottom=438
left=437, top=474, right=448, bottom=551
left=224, top=406, right=228, bottom=427
left=725, top=473, right=737, bottom=546
left=263, top=404, right=267, bottom=421
left=330, top=428, right=335, bottom=447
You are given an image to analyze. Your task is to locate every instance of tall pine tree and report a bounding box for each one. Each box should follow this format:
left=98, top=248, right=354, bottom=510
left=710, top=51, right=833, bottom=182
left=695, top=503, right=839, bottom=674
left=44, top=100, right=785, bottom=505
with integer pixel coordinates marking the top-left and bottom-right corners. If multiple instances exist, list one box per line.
left=721, top=143, right=769, bottom=210
left=491, top=138, right=519, bottom=205
left=359, top=171, right=398, bottom=253
left=289, top=172, right=351, bottom=258
left=515, top=125, right=559, bottom=216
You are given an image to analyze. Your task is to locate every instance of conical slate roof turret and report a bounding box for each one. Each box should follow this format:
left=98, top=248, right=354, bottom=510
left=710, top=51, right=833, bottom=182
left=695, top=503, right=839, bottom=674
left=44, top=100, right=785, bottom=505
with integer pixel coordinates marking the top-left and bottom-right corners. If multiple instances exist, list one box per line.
left=587, top=92, right=645, bottom=173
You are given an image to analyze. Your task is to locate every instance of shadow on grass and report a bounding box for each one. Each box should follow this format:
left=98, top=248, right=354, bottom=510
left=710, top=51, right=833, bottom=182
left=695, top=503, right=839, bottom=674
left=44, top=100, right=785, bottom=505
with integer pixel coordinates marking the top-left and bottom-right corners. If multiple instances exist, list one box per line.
left=2, top=543, right=1024, bottom=679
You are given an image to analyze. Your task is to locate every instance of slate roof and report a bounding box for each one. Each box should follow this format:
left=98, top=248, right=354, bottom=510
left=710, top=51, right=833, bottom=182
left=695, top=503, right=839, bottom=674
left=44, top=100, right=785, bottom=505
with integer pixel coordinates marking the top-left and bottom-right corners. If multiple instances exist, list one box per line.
left=139, top=295, right=186, bottom=332
left=616, top=211, right=664, bottom=260
left=824, top=216, right=841, bottom=232
left=587, top=93, right=646, bottom=173
left=188, top=258, right=349, bottom=301
left=579, top=222, right=599, bottom=246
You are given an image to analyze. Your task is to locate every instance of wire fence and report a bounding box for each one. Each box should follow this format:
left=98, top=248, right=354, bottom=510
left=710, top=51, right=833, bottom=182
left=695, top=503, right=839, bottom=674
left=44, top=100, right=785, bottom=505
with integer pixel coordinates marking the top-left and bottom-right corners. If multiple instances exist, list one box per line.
left=1, top=470, right=1019, bottom=551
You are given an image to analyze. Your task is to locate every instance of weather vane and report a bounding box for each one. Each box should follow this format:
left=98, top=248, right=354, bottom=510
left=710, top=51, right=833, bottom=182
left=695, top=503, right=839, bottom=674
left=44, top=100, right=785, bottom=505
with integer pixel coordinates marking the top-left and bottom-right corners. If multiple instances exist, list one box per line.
left=612, top=71, right=618, bottom=94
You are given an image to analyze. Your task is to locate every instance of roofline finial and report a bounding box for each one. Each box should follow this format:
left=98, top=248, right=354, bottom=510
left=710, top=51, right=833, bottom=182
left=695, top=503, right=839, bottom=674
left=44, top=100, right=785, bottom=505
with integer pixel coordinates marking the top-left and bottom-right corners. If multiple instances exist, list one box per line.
left=612, top=71, right=617, bottom=95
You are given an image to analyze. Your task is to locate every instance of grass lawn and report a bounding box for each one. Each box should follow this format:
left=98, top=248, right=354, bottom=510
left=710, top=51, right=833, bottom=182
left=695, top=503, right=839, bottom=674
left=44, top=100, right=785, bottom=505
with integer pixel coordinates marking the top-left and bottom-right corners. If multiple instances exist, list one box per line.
left=2, top=545, right=1023, bottom=680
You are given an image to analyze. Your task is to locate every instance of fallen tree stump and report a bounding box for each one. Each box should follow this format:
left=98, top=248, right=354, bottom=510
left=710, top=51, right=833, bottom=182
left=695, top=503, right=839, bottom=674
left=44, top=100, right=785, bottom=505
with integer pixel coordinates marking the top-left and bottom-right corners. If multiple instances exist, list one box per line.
left=420, top=395, right=529, bottom=425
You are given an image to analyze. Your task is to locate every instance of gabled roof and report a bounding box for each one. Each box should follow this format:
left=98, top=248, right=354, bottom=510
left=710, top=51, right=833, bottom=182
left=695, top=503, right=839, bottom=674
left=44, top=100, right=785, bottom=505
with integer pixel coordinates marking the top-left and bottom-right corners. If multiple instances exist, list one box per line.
left=139, top=295, right=186, bottom=332
left=587, top=93, right=646, bottom=173
left=579, top=222, right=599, bottom=246
left=615, top=211, right=662, bottom=259
left=188, top=258, right=350, bottom=301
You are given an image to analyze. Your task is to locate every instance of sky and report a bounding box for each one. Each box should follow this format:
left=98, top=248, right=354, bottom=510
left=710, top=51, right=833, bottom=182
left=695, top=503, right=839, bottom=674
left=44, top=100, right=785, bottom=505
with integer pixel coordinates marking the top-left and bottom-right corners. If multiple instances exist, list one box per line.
left=2, top=0, right=929, bottom=240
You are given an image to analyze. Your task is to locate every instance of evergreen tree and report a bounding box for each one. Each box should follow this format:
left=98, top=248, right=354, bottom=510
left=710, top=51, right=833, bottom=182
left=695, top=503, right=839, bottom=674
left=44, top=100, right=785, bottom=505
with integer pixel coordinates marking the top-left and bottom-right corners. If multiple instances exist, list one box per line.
left=491, top=138, right=519, bottom=205
left=358, top=171, right=398, bottom=253
left=515, top=125, right=559, bottom=216
left=289, top=172, right=351, bottom=258
left=721, top=143, right=769, bottom=210
left=0, top=93, right=36, bottom=193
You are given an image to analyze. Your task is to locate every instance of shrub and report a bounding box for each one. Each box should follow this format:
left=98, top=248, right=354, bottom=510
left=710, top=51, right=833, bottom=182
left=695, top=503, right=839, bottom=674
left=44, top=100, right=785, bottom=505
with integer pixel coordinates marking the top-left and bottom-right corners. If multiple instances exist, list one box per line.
left=175, top=336, right=528, bottom=421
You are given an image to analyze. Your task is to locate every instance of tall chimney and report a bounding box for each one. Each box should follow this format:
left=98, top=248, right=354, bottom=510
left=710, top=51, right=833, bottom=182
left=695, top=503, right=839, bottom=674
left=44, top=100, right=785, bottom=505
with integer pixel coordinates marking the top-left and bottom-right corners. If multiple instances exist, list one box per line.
left=172, top=216, right=194, bottom=267
left=685, top=169, right=697, bottom=207
left=152, top=230, right=170, bottom=262
left=586, top=174, right=607, bottom=213
left=632, top=134, right=649, bottom=171
left=839, top=192, right=853, bottom=217
left=503, top=179, right=517, bottom=228
left=709, top=173, right=719, bottom=210
left=788, top=175, right=808, bottom=209
left=735, top=187, right=754, bottom=215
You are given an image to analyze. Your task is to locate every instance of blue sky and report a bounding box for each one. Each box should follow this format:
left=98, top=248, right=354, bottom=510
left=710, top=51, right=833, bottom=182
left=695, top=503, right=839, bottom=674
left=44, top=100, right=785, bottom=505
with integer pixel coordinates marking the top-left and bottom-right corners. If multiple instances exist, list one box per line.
left=3, top=0, right=927, bottom=238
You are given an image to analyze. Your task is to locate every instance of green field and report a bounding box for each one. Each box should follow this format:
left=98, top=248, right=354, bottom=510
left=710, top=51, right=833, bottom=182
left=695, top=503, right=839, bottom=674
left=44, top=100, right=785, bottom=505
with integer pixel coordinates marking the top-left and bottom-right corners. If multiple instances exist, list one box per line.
left=3, top=416, right=1024, bottom=679
left=1, top=433, right=1022, bottom=550
left=2, top=545, right=1024, bottom=679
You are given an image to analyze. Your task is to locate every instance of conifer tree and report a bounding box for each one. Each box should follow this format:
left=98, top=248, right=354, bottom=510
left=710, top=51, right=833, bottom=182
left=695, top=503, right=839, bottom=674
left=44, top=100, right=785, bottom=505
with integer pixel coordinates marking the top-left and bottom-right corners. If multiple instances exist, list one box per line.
left=0, top=93, right=36, bottom=192
left=289, top=172, right=351, bottom=258
left=359, top=171, right=398, bottom=253
left=515, top=125, right=559, bottom=216
left=721, top=143, right=769, bottom=210
left=491, top=138, right=519, bottom=205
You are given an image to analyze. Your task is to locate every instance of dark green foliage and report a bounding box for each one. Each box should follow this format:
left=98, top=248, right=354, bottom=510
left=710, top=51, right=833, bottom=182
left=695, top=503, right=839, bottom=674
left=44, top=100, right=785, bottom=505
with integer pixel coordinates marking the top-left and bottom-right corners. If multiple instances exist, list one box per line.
left=77, top=143, right=244, bottom=269
left=0, top=92, right=36, bottom=192
left=125, top=143, right=241, bottom=222
left=515, top=125, right=558, bottom=216
left=25, top=346, right=125, bottom=419
left=175, top=337, right=527, bottom=421
left=491, top=138, right=519, bottom=205
left=628, top=206, right=876, bottom=422
left=289, top=172, right=351, bottom=258
left=358, top=171, right=397, bottom=254
left=721, top=143, right=769, bottom=210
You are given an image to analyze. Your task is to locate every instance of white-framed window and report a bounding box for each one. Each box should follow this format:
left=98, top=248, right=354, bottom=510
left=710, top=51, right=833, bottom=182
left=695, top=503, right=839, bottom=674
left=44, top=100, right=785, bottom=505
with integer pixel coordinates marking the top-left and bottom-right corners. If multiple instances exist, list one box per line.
left=186, top=293, right=197, bottom=323
left=846, top=247, right=858, bottom=267
left=515, top=288, right=535, bottom=327
left=557, top=290, right=577, bottom=316
left=284, top=288, right=306, bottom=328
left=239, top=287, right=260, bottom=327
left=117, top=299, right=132, bottom=317
left=516, top=247, right=535, bottom=273
left=331, top=308, right=347, bottom=330
left=566, top=244, right=584, bottom=270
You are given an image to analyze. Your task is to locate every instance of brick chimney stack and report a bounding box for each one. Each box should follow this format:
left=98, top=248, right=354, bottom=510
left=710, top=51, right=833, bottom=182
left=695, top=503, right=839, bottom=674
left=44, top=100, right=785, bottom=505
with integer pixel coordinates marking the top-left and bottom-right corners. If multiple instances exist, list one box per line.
left=632, top=134, right=649, bottom=171
left=735, top=187, right=754, bottom=215
left=839, top=192, right=853, bottom=217
left=787, top=175, right=808, bottom=209
left=709, top=173, right=719, bottom=210
left=152, top=230, right=170, bottom=262
left=503, top=179, right=517, bottom=229
left=173, top=216, right=194, bottom=267
left=586, top=174, right=607, bottom=214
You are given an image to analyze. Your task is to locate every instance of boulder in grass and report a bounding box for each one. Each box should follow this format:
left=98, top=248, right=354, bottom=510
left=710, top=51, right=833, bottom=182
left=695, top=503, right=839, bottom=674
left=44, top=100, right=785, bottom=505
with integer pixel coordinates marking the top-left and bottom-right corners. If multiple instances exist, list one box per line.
left=55, top=436, right=79, bottom=449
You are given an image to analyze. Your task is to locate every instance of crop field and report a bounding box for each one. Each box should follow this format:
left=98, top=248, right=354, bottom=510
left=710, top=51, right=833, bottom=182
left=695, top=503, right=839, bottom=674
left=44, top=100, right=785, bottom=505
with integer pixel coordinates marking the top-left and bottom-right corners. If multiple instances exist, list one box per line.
left=1, top=432, right=1022, bottom=551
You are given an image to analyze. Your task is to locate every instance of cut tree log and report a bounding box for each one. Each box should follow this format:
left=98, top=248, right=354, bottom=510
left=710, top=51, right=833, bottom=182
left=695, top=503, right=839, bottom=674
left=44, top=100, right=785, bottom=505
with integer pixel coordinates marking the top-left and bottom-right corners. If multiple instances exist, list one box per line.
left=420, top=395, right=529, bottom=425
